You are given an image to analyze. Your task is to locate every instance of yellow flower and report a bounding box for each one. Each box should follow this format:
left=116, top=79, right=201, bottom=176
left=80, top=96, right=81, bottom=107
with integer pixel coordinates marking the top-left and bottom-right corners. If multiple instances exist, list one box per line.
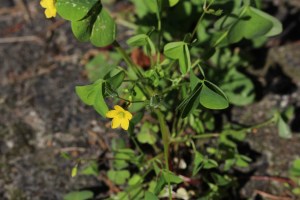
left=106, top=105, right=133, bottom=131
left=40, top=0, right=56, bottom=18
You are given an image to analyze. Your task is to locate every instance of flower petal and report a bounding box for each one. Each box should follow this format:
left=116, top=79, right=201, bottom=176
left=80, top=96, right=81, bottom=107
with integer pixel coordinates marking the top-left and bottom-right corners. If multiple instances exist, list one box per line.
left=120, top=119, right=129, bottom=130
left=45, top=8, right=56, bottom=18
left=124, top=111, right=132, bottom=120
left=112, top=117, right=121, bottom=129
left=40, top=0, right=48, bottom=8
left=106, top=110, right=118, bottom=118
left=114, top=105, right=125, bottom=112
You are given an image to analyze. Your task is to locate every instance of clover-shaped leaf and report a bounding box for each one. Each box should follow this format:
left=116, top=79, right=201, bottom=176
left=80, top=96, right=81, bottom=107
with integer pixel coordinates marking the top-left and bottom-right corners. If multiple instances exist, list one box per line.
left=215, top=6, right=282, bottom=45
left=164, top=42, right=191, bottom=74
left=75, top=79, right=108, bottom=117
left=200, top=81, right=229, bottom=110
left=56, top=0, right=116, bottom=47
left=107, top=170, right=130, bottom=185
left=137, top=122, right=158, bottom=145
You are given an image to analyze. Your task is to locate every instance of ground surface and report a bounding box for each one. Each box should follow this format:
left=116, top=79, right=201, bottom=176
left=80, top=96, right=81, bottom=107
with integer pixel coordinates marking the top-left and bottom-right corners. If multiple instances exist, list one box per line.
left=0, top=0, right=300, bottom=200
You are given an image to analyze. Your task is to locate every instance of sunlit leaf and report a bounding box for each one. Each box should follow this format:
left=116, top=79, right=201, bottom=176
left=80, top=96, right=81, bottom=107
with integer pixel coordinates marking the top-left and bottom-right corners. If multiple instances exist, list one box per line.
left=57, top=0, right=116, bottom=47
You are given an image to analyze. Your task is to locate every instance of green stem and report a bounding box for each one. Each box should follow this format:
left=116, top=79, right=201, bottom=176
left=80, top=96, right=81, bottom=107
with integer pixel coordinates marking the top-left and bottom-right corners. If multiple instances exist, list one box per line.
left=160, top=82, right=188, bottom=95
left=155, top=109, right=172, bottom=200
left=191, top=0, right=215, bottom=40
left=116, top=96, right=145, bottom=104
left=112, top=40, right=143, bottom=78
left=156, top=0, right=162, bottom=65
left=115, top=18, right=138, bottom=30
left=128, top=131, right=144, bottom=155
left=113, top=40, right=154, bottom=99
left=170, top=133, right=219, bottom=144
left=245, top=116, right=276, bottom=131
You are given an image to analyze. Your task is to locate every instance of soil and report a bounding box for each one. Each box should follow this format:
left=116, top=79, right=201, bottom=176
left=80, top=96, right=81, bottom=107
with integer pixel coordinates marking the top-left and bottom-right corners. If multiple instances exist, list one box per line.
left=0, top=0, right=300, bottom=200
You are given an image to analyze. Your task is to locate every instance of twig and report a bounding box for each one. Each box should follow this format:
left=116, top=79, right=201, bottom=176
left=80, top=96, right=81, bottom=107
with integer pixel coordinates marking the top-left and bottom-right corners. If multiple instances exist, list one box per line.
left=56, top=147, right=86, bottom=153
left=100, top=172, right=121, bottom=194
left=1, top=64, right=58, bottom=86
left=0, top=35, right=44, bottom=44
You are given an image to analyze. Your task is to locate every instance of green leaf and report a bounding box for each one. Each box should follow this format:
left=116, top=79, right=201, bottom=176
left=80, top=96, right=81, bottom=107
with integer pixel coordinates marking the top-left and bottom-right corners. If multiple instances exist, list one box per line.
left=277, top=116, right=292, bottom=139
left=71, top=165, right=78, bottom=177
left=127, top=34, right=148, bottom=46
left=145, top=191, right=159, bottom=200
left=179, top=83, right=202, bottom=118
left=137, top=122, right=158, bottom=145
left=219, top=130, right=246, bottom=148
left=224, top=159, right=235, bottom=171
left=289, top=159, right=300, bottom=177
left=90, top=9, right=116, bottom=46
left=221, top=68, right=255, bottom=106
left=154, top=175, right=165, bottom=195
left=60, top=152, right=71, bottom=160
left=215, top=6, right=282, bottom=44
left=164, top=42, right=190, bottom=74
left=249, top=7, right=282, bottom=37
left=235, top=155, right=251, bottom=167
left=146, top=37, right=156, bottom=56
left=107, top=170, right=130, bottom=185
left=162, top=170, right=183, bottom=184
left=144, top=0, right=158, bottom=13
left=211, top=173, right=231, bottom=186
left=179, top=44, right=191, bottom=74
left=169, top=0, right=180, bottom=7
left=199, top=81, right=229, bottom=110
left=63, top=191, right=93, bottom=200
left=190, top=70, right=202, bottom=90
left=203, top=159, right=218, bottom=169
left=128, top=174, right=142, bottom=185
left=56, top=0, right=97, bottom=21
left=81, top=161, right=98, bottom=176
left=113, top=149, right=136, bottom=170
left=154, top=170, right=182, bottom=195
left=192, top=151, right=204, bottom=176
left=85, top=52, right=121, bottom=82
left=164, top=42, right=185, bottom=59
left=292, top=187, right=300, bottom=195
left=107, top=71, right=125, bottom=90
left=75, top=79, right=108, bottom=117
left=57, top=0, right=116, bottom=47
left=228, top=7, right=273, bottom=43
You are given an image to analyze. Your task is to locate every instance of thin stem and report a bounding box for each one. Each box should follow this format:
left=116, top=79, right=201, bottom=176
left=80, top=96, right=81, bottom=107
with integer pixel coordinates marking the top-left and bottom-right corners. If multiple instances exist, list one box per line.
left=191, top=0, right=215, bottom=40
left=128, top=131, right=144, bottom=155
left=116, top=96, right=145, bottom=104
left=170, top=133, right=219, bottom=144
left=113, top=40, right=154, bottom=99
left=156, top=0, right=162, bottom=65
left=115, top=18, right=138, bottom=30
left=192, top=133, right=220, bottom=139
left=155, top=109, right=172, bottom=200
left=112, top=40, right=143, bottom=78
left=191, top=59, right=201, bottom=69
left=245, top=116, right=276, bottom=131
left=160, top=82, right=189, bottom=95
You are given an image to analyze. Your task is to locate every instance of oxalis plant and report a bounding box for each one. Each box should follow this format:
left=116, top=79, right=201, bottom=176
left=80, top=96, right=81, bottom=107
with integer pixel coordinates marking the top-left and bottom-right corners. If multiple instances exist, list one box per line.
left=40, top=0, right=287, bottom=199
